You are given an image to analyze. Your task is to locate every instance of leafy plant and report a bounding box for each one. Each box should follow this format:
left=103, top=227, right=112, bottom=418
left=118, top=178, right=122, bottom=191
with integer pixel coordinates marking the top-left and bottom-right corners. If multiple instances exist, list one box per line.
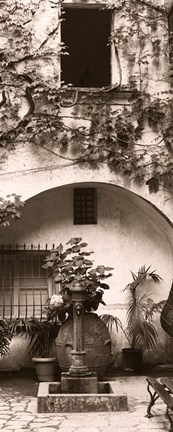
left=43, top=237, right=113, bottom=322
left=10, top=317, right=60, bottom=358
left=101, top=265, right=162, bottom=351
left=0, top=194, right=24, bottom=227
left=0, top=318, right=12, bottom=357
left=1, top=1, right=173, bottom=192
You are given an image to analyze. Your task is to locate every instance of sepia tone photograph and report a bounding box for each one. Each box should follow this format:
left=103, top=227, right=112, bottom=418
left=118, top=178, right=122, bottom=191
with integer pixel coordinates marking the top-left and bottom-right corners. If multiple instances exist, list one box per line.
left=0, top=0, right=173, bottom=430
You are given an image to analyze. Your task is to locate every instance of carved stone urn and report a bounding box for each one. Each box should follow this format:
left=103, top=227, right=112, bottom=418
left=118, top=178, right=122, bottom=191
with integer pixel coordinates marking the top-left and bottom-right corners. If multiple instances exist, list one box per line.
left=55, top=312, right=111, bottom=379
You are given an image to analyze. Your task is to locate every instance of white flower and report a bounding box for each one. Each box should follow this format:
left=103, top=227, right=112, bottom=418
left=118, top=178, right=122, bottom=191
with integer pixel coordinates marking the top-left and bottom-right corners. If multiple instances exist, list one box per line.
left=50, top=294, right=63, bottom=308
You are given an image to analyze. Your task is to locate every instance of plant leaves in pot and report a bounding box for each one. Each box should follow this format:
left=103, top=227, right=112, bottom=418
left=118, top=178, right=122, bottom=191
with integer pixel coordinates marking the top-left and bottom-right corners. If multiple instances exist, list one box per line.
left=43, top=237, right=114, bottom=379
left=10, top=317, right=60, bottom=381
left=100, top=265, right=162, bottom=372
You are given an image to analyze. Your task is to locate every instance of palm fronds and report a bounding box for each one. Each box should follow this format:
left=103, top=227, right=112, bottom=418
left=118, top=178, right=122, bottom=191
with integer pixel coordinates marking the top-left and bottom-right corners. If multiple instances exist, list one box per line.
left=125, top=265, right=162, bottom=294
left=10, top=317, right=42, bottom=339
left=10, top=317, right=60, bottom=358
left=125, top=265, right=162, bottom=350
left=0, top=319, right=12, bottom=357
left=100, top=314, right=131, bottom=347
left=101, top=265, right=162, bottom=352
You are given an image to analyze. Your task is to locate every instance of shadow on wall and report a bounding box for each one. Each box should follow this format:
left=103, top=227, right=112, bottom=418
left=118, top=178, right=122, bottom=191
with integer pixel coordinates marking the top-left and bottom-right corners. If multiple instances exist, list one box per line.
left=101, top=310, right=173, bottom=368
left=0, top=337, right=33, bottom=371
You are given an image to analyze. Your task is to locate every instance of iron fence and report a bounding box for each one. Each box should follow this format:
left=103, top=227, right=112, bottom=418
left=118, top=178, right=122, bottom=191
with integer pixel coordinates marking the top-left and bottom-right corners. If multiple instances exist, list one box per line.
left=0, top=244, right=55, bottom=320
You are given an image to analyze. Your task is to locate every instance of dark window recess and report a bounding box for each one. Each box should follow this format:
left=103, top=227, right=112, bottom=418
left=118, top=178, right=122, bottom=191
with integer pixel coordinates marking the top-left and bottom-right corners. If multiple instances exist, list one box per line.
left=61, top=8, right=111, bottom=88
left=74, top=188, right=97, bottom=224
left=168, top=7, right=173, bottom=62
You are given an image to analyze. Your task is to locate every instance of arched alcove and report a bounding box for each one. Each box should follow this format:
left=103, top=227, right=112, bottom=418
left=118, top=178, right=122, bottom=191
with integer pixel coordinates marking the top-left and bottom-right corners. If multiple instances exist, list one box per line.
left=1, top=181, right=173, bottom=306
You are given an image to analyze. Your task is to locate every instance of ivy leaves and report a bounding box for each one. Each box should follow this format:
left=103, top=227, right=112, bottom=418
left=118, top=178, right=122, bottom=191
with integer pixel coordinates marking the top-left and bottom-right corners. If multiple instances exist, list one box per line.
left=1, top=0, right=173, bottom=195
left=0, top=194, right=24, bottom=227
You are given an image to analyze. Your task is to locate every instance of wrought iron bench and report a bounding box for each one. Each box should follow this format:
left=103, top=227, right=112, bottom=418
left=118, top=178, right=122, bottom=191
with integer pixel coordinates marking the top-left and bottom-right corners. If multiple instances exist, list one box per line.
left=146, top=377, right=173, bottom=431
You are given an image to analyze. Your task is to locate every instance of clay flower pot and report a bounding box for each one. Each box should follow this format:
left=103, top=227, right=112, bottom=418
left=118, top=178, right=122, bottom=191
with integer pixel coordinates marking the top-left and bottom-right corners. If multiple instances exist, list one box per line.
left=32, top=356, right=57, bottom=382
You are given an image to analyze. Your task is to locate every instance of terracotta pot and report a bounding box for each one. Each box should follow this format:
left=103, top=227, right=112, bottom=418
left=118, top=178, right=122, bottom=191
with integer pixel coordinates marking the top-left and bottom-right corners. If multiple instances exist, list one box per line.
left=55, top=313, right=111, bottom=379
left=32, top=357, right=56, bottom=382
left=122, top=348, right=142, bottom=372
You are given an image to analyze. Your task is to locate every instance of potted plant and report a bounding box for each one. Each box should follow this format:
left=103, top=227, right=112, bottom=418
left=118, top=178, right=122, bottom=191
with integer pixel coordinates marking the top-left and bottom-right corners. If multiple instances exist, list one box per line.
left=10, top=317, right=60, bottom=381
left=100, top=265, right=162, bottom=372
left=0, top=318, right=12, bottom=357
left=43, top=237, right=114, bottom=379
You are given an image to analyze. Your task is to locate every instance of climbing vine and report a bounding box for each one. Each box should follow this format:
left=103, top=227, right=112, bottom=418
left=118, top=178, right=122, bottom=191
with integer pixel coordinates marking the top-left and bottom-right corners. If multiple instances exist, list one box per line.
left=0, top=195, right=24, bottom=227
left=0, top=0, right=173, bottom=193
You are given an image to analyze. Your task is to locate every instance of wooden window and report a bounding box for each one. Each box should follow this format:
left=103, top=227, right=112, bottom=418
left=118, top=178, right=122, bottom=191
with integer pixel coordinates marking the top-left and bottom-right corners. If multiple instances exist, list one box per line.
left=74, top=188, right=97, bottom=224
left=61, top=7, right=111, bottom=88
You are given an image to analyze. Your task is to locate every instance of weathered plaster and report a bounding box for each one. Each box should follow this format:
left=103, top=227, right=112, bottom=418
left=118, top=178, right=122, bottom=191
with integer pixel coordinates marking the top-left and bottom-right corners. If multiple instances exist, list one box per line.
left=1, top=182, right=172, bottom=301
left=1, top=162, right=173, bottom=223
left=1, top=182, right=173, bottom=367
left=1, top=0, right=173, bottom=369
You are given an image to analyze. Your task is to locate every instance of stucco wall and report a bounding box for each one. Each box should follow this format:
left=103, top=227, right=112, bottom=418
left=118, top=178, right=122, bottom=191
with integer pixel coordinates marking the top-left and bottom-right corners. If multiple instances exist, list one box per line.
left=1, top=183, right=172, bottom=302
left=1, top=182, right=173, bottom=367
left=1, top=0, right=173, bottom=370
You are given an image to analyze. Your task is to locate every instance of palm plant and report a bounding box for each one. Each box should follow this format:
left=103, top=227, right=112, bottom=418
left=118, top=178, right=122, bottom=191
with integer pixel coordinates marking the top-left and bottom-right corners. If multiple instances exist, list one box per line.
left=0, top=318, right=12, bottom=357
left=10, top=317, right=60, bottom=358
left=101, top=265, right=162, bottom=351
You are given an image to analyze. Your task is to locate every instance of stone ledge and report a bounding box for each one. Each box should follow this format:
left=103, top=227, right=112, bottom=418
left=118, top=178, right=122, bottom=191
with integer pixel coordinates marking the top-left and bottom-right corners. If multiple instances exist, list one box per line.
left=37, top=382, right=128, bottom=413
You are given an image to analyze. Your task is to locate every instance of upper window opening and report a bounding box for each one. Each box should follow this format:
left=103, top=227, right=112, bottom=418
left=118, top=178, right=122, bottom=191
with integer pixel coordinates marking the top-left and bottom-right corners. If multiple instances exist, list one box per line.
left=168, top=7, right=173, bottom=62
left=61, top=8, right=111, bottom=88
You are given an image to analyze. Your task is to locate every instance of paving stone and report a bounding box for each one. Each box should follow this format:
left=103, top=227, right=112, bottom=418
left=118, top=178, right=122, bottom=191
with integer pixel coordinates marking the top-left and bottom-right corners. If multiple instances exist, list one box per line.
left=35, top=428, right=57, bottom=432
left=0, top=421, right=7, bottom=427
left=1, top=430, right=15, bottom=432
left=14, top=414, right=35, bottom=420
left=15, top=430, right=30, bottom=432
left=42, top=420, right=61, bottom=426
left=4, top=429, right=26, bottom=432
left=11, top=406, right=28, bottom=412
left=0, top=375, right=172, bottom=431
left=33, top=418, right=57, bottom=423
left=0, top=406, right=10, bottom=411
left=6, top=422, right=30, bottom=428
left=75, top=428, right=99, bottom=432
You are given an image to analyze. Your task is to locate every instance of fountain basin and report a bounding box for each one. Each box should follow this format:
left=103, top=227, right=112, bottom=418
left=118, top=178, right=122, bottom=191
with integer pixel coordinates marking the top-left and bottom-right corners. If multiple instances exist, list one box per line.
left=37, top=381, right=128, bottom=413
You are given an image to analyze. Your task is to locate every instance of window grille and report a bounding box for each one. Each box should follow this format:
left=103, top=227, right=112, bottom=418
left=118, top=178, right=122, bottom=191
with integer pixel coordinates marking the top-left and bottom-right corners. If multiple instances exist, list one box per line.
left=74, top=188, right=97, bottom=225
left=0, top=245, right=55, bottom=320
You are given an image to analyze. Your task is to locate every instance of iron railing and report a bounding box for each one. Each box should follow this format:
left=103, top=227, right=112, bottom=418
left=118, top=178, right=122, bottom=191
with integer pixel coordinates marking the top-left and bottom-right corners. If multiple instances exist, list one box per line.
left=0, top=244, right=55, bottom=320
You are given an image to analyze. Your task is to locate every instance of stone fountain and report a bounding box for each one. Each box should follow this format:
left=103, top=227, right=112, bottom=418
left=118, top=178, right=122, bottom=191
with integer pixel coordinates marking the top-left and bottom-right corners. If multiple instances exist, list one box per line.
left=37, top=282, right=128, bottom=413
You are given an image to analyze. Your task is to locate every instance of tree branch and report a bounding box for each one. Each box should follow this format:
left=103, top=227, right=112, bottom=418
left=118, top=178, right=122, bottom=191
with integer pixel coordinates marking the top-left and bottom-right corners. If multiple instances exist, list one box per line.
left=39, top=22, right=61, bottom=51
left=0, top=90, right=6, bottom=108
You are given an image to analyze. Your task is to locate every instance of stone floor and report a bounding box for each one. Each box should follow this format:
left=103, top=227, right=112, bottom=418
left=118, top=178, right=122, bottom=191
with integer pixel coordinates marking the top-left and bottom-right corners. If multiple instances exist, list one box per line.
left=0, top=368, right=172, bottom=431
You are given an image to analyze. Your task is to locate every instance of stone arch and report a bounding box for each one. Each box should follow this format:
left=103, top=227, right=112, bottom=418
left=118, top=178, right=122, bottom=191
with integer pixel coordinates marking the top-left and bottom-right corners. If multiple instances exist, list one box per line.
left=1, top=164, right=172, bottom=223
left=1, top=180, right=173, bottom=305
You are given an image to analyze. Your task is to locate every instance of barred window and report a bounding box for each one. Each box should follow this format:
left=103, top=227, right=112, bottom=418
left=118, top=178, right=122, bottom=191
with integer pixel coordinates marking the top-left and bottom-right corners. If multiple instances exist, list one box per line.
left=74, top=188, right=97, bottom=225
left=0, top=246, right=55, bottom=320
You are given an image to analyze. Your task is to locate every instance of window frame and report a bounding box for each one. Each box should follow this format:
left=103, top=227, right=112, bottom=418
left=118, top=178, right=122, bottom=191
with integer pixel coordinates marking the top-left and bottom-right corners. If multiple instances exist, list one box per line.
left=0, top=248, right=54, bottom=320
left=60, top=3, right=115, bottom=90
left=73, top=187, right=97, bottom=225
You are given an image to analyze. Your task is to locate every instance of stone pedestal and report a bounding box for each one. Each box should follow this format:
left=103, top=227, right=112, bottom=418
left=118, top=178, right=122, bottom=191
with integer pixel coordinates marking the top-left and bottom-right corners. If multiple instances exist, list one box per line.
left=68, top=282, right=91, bottom=377
left=37, top=282, right=128, bottom=413
left=61, top=372, right=98, bottom=394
